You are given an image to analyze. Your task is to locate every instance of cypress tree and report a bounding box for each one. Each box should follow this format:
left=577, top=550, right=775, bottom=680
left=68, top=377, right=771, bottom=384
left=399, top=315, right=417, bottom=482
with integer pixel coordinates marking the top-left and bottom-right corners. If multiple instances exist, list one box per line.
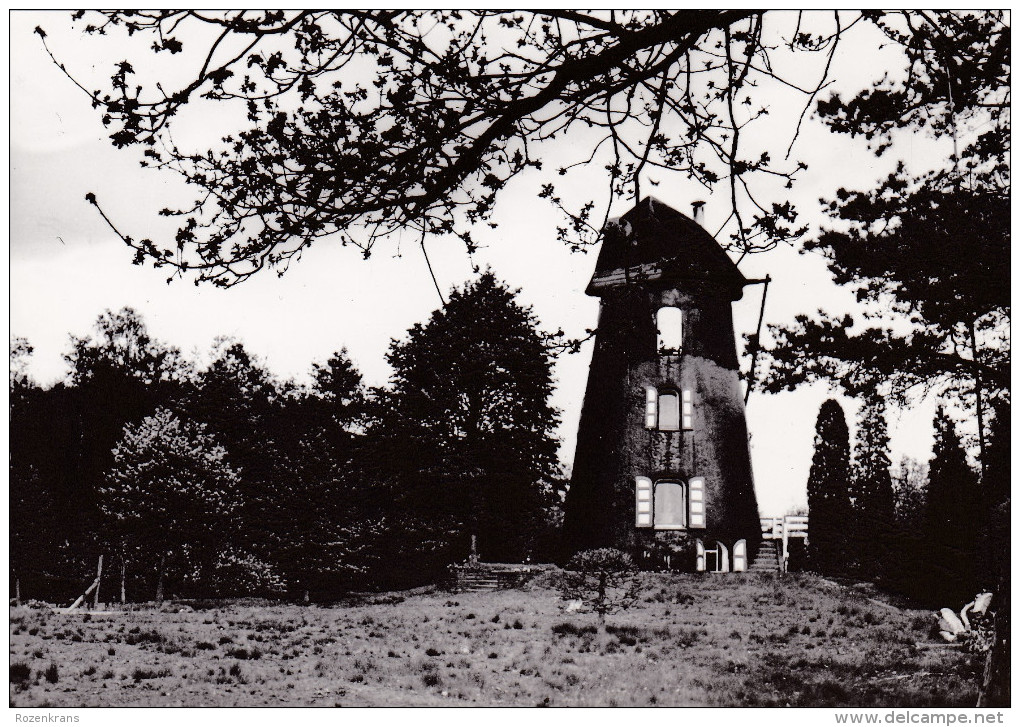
left=850, top=394, right=896, bottom=579
left=922, top=407, right=981, bottom=606
left=806, top=399, right=853, bottom=576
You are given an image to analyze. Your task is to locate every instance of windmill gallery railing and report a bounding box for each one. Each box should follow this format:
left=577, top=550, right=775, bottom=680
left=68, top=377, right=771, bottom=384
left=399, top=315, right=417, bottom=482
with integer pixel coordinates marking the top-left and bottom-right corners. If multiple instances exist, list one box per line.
left=760, top=516, right=808, bottom=573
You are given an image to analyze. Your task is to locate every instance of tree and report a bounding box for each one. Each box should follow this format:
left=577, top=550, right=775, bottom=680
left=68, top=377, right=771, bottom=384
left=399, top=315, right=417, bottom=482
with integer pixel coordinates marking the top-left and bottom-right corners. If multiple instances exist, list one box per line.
left=66, top=307, right=192, bottom=389
left=891, top=456, right=928, bottom=534
left=760, top=183, right=1009, bottom=453
left=36, top=11, right=1006, bottom=286
left=48, top=309, right=193, bottom=566
left=273, top=350, right=371, bottom=599
left=558, top=548, right=638, bottom=626
left=310, top=348, right=366, bottom=430
left=849, top=394, right=895, bottom=578
left=976, top=406, right=1009, bottom=706
left=100, top=408, right=240, bottom=600
left=759, top=10, right=1008, bottom=458
left=9, top=339, right=61, bottom=604
left=980, top=406, right=1010, bottom=587
left=10, top=337, right=34, bottom=391
left=921, top=407, right=982, bottom=606
left=805, top=399, right=852, bottom=576
left=186, top=338, right=289, bottom=558
left=372, top=271, right=561, bottom=565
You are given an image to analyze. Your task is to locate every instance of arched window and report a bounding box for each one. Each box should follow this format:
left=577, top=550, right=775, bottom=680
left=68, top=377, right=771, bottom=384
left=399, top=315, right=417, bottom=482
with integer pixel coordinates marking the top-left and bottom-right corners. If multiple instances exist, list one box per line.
left=634, top=476, right=709, bottom=531
left=645, top=387, right=686, bottom=431
left=657, top=390, right=680, bottom=430
left=702, top=541, right=731, bottom=572
left=656, top=307, right=683, bottom=353
left=732, top=540, right=747, bottom=572
left=653, top=481, right=686, bottom=529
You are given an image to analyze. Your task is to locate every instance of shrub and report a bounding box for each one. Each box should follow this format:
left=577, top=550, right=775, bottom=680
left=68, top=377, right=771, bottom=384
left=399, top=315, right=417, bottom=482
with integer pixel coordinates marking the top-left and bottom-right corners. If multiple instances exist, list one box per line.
left=192, top=547, right=288, bottom=598
left=558, top=548, right=638, bottom=624
left=551, top=622, right=599, bottom=638
left=43, top=664, right=59, bottom=683
left=10, top=663, right=31, bottom=684
left=225, top=646, right=262, bottom=660
left=417, top=660, right=441, bottom=688
left=124, top=629, right=166, bottom=646
left=132, top=668, right=171, bottom=682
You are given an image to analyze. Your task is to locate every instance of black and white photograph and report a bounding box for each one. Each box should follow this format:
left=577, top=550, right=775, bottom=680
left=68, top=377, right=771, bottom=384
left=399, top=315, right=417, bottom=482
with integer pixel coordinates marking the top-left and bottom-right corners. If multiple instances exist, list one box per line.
left=9, top=10, right=1009, bottom=712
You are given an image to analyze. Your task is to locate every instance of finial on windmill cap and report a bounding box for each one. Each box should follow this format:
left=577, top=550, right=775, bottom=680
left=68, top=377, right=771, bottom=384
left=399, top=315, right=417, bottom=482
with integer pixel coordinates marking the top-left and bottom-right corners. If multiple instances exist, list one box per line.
left=692, top=201, right=706, bottom=227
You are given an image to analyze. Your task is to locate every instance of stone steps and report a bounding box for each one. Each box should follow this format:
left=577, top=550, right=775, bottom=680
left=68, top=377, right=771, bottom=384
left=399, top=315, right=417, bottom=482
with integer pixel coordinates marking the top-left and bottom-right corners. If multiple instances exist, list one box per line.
left=449, top=564, right=545, bottom=592
left=749, top=542, right=781, bottom=574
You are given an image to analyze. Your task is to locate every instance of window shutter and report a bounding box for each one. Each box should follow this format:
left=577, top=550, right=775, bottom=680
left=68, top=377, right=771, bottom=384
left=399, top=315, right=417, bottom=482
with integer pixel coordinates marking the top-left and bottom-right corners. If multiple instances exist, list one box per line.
left=644, top=387, right=657, bottom=429
left=682, top=389, right=694, bottom=430
left=635, top=476, right=652, bottom=528
left=719, top=541, right=730, bottom=573
left=688, top=477, right=706, bottom=528
left=695, top=539, right=706, bottom=572
left=733, top=539, right=747, bottom=572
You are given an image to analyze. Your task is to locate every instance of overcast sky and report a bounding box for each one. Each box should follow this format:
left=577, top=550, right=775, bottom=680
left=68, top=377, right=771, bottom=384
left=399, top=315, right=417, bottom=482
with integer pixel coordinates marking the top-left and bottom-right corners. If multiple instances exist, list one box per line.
left=10, top=11, right=959, bottom=515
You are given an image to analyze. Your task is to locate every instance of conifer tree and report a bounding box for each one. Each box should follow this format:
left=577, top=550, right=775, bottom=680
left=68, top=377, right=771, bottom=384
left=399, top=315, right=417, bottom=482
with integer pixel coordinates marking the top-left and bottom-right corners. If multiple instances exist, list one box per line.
left=805, top=399, right=852, bottom=576
left=850, top=394, right=896, bottom=578
left=922, top=407, right=981, bottom=606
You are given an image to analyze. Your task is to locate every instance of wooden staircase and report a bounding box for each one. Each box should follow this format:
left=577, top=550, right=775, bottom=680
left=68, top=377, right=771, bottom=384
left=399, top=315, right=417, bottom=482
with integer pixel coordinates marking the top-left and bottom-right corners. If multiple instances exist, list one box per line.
left=748, top=541, right=781, bottom=575
left=454, top=569, right=501, bottom=591
left=449, top=563, right=547, bottom=592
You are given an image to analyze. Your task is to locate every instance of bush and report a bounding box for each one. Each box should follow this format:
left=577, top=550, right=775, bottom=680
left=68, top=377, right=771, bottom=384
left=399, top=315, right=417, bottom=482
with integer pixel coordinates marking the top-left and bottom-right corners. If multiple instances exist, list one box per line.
left=551, top=622, right=598, bottom=637
left=10, top=663, right=31, bottom=684
left=132, top=668, right=171, bottom=682
left=225, top=646, right=262, bottom=660
left=190, top=548, right=288, bottom=598
left=558, top=548, right=638, bottom=624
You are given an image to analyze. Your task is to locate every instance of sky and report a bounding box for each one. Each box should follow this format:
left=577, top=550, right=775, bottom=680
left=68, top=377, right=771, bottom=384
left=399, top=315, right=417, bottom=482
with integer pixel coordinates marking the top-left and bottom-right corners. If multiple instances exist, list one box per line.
left=9, top=11, right=959, bottom=516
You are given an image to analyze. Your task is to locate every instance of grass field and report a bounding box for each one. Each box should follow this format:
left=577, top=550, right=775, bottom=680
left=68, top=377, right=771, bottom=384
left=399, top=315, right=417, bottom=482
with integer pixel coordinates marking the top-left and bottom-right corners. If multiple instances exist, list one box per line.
left=9, top=572, right=983, bottom=707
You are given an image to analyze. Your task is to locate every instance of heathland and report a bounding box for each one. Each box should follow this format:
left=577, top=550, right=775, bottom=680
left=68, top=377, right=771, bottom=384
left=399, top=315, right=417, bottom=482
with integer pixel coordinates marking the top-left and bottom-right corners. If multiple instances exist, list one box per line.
left=9, top=572, right=981, bottom=707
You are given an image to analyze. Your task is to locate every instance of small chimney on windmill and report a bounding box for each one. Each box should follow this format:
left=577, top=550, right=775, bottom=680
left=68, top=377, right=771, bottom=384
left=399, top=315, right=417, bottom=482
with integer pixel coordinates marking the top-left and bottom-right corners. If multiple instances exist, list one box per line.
left=692, top=201, right=706, bottom=228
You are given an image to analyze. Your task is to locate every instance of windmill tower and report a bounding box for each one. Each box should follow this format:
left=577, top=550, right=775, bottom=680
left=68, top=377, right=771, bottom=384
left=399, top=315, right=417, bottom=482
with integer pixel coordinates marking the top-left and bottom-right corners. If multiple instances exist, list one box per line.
left=563, top=197, right=761, bottom=572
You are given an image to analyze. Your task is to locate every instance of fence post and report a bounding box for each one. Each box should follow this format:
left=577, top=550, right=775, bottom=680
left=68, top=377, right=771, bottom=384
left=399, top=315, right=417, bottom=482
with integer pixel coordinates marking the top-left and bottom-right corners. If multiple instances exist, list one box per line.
left=92, top=555, right=104, bottom=610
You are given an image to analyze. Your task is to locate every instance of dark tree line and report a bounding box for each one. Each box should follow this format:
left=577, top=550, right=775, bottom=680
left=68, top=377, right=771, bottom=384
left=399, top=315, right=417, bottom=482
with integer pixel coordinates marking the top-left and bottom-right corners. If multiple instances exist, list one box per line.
left=806, top=397, right=1006, bottom=608
left=9, top=272, right=564, bottom=603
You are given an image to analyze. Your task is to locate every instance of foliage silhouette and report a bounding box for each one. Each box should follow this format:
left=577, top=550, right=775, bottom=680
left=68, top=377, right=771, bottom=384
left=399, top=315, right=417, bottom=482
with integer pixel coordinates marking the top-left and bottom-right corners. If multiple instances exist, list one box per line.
left=370, top=270, right=562, bottom=566
left=805, top=399, right=852, bottom=576
left=36, top=11, right=1006, bottom=285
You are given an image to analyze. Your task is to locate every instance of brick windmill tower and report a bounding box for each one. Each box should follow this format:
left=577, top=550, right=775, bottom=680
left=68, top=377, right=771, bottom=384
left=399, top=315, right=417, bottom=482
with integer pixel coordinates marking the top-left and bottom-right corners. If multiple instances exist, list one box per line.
left=563, top=197, right=761, bottom=572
